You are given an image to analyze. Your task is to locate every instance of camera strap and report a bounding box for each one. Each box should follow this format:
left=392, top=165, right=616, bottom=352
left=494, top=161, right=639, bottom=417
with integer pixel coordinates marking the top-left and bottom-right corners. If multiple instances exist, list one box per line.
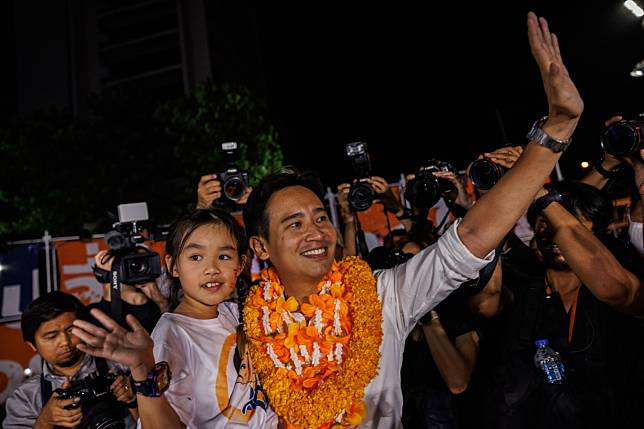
left=354, top=216, right=370, bottom=258
left=40, top=358, right=109, bottom=407
left=109, top=255, right=124, bottom=326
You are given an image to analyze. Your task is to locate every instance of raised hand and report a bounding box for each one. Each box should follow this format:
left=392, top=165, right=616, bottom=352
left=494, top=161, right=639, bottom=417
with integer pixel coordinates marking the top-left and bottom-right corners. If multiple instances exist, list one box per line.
left=72, top=308, right=154, bottom=371
left=527, top=12, right=583, bottom=132
left=432, top=171, right=473, bottom=209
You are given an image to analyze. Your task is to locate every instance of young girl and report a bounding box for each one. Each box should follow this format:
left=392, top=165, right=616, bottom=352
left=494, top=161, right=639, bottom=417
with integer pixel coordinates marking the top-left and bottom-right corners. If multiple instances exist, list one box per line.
left=72, top=208, right=277, bottom=428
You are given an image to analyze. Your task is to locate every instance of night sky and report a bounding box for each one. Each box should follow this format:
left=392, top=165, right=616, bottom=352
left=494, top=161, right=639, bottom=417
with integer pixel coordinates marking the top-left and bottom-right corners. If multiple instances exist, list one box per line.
left=3, top=0, right=644, bottom=188
left=252, top=0, right=644, bottom=186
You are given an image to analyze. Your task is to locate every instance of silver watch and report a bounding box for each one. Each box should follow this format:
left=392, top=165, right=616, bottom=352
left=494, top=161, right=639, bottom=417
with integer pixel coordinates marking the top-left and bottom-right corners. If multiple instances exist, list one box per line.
left=526, top=116, right=572, bottom=153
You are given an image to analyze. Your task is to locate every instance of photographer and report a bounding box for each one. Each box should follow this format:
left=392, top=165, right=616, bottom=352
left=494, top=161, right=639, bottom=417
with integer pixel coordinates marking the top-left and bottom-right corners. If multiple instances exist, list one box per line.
left=3, top=291, right=137, bottom=429
left=92, top=249, right=168, bottom=333
left=337, top=176, right=405, bottom=258
left=580, top=115, right=644, bottom=257
left=196, top=173, right=253, bottom=209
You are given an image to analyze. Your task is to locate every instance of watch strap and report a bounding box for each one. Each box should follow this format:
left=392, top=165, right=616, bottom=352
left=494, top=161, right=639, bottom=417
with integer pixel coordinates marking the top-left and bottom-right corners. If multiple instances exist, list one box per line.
left=526, top=116, right=572, bottom=153
left=532, top=188, right=563, bottom=214
left=133, top=361, right=171, bottom=397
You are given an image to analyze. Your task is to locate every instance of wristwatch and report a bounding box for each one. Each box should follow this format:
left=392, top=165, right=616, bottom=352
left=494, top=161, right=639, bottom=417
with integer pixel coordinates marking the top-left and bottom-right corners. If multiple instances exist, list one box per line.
left=532, top=188, right=563, bottom=213
left=526, top=116, right=572, bottom=153
left=133, top=361, right=171, bottom=397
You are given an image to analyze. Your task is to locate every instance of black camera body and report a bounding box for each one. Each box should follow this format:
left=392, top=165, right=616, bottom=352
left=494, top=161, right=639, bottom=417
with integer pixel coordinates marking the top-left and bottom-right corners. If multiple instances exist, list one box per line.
left=469, top=158, right=506, bottom=190
left=405, top=160, right=457, bottom=210
left=367, top=246, right=413, bottom=270
left=104, top=203, right=162, bottom=285
left=55, top=372, right=127, bottom=429
left=219, top=142, right=250, bottom=202
left=600, top=119, right=643, bottom=160
left=346, top=142, right=375, bottom=212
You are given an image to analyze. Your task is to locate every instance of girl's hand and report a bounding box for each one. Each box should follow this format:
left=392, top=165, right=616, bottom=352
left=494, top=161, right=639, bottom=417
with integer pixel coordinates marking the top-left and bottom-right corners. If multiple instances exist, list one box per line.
left=72, top=309, right=154, bottom=371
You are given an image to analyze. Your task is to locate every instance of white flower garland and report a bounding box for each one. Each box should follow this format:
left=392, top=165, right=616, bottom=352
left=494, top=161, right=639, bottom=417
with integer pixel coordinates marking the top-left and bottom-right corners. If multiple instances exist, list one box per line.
left=299, top=344, right=311, bottom=364
left=333, top=299, right=342, bottom=335
left=262, top=306, right=272, bottom=335
left=312, top=342, right=322, bottom=366
left=335, top=343, right=344, bottom=364
left=290, top=348, right=303, bottom=375
left=267, top=343, right=285, bottom=368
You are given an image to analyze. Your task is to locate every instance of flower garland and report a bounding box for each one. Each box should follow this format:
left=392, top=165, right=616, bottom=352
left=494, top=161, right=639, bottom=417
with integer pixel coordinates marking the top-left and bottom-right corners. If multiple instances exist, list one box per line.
left=243, top=257, right=383, bottom=428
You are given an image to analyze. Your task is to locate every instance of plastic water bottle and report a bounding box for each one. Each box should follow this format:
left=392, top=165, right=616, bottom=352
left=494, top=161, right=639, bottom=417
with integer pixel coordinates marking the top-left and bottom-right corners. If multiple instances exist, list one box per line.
left=534, top=339, right=565, bottom=384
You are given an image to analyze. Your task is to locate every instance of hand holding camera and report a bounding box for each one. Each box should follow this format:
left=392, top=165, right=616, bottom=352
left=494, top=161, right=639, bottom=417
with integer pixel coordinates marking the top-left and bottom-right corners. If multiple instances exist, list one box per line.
left=37, top=378, right=83, bottom=428
left=196, top=174, right=222, bottom=209
left=468, top=146, right=523, bottom=191
left=110, top=373, right=135, bottom=404
left=196, top=173, right=253, bottom=209
left=52, top=371, right=130, bottom=429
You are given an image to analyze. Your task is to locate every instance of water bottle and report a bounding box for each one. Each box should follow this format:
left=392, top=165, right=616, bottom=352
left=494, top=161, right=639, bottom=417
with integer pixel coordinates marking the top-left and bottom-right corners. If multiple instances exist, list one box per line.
left=534, top=339, right=565, bottom=384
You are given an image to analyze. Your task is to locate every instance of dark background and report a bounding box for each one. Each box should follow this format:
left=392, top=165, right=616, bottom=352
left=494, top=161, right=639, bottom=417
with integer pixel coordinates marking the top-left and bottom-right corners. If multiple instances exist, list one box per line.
left=1, top=0, right=643, bottom=207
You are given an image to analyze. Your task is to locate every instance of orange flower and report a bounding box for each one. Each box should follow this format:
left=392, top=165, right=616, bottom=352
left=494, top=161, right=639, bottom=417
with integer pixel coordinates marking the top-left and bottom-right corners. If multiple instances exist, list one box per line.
left=243, top=257, right=383, bottom=429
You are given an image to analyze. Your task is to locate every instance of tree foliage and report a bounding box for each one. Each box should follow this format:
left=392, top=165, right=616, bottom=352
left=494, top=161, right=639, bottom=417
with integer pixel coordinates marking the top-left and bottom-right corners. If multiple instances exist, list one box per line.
left=0, top=82, right=283, bottom=240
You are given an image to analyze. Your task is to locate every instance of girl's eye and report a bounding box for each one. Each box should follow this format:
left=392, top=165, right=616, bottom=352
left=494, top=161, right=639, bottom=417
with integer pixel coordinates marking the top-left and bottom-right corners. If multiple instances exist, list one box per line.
left=219, top=254, right=232, bottom=260
left=317, top=214, right=329, bottom=223
left=288, top=222, right=301, bottom=229
left=189, top=255, right=202, bottom=261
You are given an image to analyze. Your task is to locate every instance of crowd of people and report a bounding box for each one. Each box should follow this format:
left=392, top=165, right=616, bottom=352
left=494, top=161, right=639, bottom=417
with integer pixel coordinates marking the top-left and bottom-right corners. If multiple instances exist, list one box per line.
left=3, top=12, right=644, bottom=429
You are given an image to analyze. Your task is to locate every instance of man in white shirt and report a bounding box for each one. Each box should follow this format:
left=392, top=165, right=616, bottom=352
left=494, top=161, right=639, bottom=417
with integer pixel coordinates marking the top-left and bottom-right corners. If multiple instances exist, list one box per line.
left=241, top=12, right=584, bottom=428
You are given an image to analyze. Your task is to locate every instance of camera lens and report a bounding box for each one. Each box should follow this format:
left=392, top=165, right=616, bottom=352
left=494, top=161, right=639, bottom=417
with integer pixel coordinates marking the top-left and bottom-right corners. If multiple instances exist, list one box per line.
left=600, top=121, right=642, bottom=157
left=128, top=259, right=149, bottom=275
left=348, top=182, right=374, bottom=212
left=223, top=176, right=246, bottom=201
left=104, top=231, right=127, bottom=251
left=469, top=159, right=505, bottom=190
left=405, top=175, right=440, bottom=209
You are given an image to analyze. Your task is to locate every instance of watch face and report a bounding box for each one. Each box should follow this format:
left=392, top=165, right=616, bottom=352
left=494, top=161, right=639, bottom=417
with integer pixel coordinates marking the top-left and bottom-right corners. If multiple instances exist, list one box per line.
left=155, top=363, right=170, bottom=391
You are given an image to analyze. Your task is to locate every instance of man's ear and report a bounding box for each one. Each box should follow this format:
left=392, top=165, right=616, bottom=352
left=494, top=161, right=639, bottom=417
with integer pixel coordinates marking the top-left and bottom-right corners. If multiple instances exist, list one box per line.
left=27, top=342, right=37, bottom=352
left=165, top=254, right=179, bottom=277
left=249, top=236, right=270, bottom=261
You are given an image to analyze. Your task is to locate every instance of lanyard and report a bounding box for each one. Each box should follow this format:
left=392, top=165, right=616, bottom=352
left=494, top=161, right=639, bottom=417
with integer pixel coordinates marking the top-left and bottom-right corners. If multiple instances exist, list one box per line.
left=545, top=277, right=580, bottom=344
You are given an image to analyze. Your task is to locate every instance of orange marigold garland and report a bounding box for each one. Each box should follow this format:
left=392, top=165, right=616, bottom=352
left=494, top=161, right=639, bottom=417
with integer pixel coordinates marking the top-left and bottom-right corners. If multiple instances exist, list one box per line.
left=243, top=257, right=383, bottom=428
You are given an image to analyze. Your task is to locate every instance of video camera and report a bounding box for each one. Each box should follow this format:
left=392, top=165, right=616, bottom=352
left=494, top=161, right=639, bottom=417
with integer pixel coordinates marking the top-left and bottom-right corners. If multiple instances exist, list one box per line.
left=600, top=119, right=643, bottom=161
left=103, top=203, right=162, bottom=286
left=345, top=141, right=375, bottom=212
left=404, top=160, right=458, bottom=210
left=218, top=142, right=249, bottom=202
left=55, top=372, right=128, bottom=429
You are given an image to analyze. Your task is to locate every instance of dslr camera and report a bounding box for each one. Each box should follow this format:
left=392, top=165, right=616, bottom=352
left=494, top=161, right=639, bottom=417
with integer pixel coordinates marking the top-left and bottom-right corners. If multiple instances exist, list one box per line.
left=405, top=160, right=458, bottom=210
left=367, top=246, right=413, bottom=270
left=103, top=203, right=162, bottom=285
left=600, top=119, right=643, bottom=161
left=55, top=372, right=128, bottom=429
left=218, top=142, right=249, bottom=202
left=468, top=157, right=506, bottom=190
left=345, top=141, right=374, bottom=212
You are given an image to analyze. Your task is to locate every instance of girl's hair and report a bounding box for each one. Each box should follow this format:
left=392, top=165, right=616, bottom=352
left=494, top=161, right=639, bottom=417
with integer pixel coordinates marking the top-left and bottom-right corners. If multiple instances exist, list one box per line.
left=165, top=208, right=249, bottom=310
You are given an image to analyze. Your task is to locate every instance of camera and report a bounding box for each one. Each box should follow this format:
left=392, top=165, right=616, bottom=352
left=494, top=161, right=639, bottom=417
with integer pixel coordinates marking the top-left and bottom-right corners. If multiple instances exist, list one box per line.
left=469, top=158, right=506, bottom=190
left=367, top=246, right=413, bottom=270
left=218, top=142, right=249, bottom=202
left=600, top=119, right=643, bottom=160
left=55, top=372, right=128, bottom=429
left=345, top=142, right=374, bottom=212
left=405, top=160, right=458, bottom=209
left=103, top=203, right=162, bottom=285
